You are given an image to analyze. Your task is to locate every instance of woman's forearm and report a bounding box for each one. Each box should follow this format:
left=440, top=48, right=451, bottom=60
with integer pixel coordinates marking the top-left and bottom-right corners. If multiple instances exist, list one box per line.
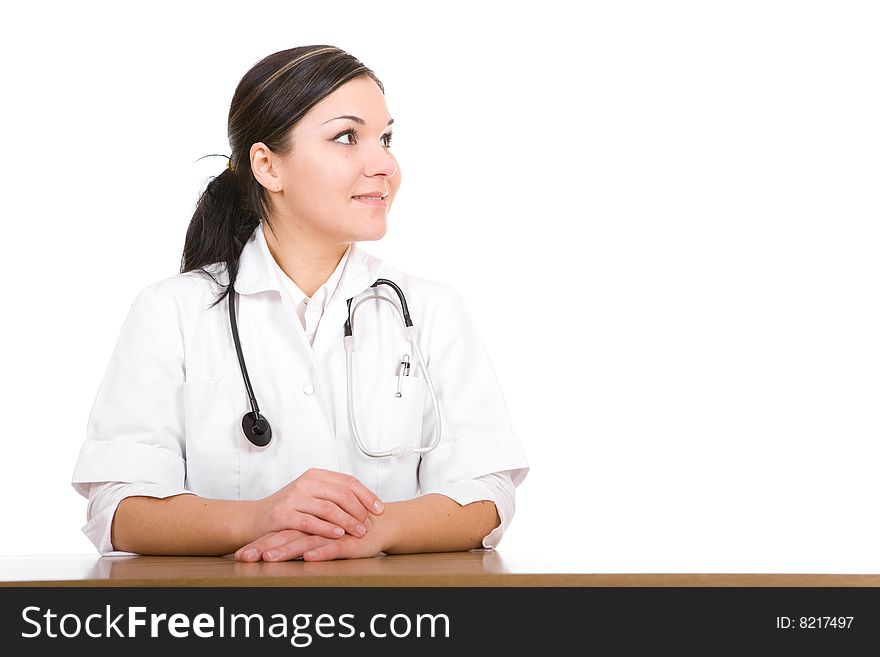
left=380, top=494, right=500, bottom=554
left=112, top=494, right=263, bottom=555
left=114, top=491, right=501, bottom=558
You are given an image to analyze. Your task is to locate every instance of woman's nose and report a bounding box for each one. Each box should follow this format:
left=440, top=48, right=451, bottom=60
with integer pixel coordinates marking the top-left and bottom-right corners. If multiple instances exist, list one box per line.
left=365, top=149, right=398, bottom=177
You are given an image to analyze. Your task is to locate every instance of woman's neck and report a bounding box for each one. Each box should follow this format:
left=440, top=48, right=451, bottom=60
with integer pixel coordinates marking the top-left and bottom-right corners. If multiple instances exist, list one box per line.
left=262, top=223, right=349, bottom=298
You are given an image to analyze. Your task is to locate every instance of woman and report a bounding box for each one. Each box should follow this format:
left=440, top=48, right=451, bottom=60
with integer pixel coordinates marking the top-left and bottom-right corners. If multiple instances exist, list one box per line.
left=71, top=45, right=528, bottom=562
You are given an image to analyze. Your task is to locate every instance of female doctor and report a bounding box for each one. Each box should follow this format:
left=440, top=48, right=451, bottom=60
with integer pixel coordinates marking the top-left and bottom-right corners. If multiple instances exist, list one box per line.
left=71, top=45, right=529, bottom=562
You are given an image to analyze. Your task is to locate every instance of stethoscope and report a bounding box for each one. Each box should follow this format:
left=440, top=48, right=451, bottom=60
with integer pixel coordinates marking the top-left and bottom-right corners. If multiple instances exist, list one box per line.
left=228, top=278, right=442, bottom=458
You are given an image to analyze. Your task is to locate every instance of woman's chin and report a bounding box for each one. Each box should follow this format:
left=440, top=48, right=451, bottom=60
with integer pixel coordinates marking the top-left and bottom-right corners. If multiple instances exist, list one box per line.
left=353, top=220, right=388, bottom=242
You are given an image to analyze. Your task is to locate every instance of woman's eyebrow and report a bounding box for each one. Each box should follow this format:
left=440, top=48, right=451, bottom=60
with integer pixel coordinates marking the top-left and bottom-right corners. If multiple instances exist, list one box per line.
left=323, top=115, right=394, bottom=127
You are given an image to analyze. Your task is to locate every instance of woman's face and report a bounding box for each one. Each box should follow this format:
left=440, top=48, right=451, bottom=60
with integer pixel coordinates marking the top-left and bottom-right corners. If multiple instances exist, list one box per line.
left=253, top=75, right=400, bottom=244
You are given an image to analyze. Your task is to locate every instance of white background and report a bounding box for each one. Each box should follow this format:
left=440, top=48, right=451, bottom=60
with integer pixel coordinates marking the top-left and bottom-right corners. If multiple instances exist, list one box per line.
left=1, top=1, right=877, bottom=572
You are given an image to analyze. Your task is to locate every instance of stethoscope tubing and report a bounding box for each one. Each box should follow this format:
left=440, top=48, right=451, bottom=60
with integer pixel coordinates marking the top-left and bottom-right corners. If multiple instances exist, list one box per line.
left=229, top=279, right=442, bottom=457
left=229, top=288, right=272, bottom=447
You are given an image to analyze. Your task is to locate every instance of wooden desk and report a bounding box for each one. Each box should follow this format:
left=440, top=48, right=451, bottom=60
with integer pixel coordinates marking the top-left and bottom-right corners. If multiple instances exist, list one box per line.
left=2, top=553, right=879, bottom=587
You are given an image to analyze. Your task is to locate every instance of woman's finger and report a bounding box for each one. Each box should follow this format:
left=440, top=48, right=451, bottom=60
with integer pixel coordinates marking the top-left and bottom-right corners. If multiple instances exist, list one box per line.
left=239, top=529, right=305, bottom=557
left=235, top=530, right=285, bottom=562
left=313, top=482, right=372, bottom=524
left=269, top=509, right=347, bottom=540
left=297, top=493, right=372, bottom=537
left=311, top=469, right=385, bottom=517
left=262, top=534, right=336, bottom=562
left=302, top=540, right=344, bottom=562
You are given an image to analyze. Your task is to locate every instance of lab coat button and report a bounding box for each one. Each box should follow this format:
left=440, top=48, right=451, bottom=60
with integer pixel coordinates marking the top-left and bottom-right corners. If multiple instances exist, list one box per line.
left=303, top=384, right=315, bottom=396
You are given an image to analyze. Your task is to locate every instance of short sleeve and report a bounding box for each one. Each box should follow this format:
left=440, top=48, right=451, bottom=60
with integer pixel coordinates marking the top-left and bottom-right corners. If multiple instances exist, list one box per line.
left=417, top=286, right=529, bottom=502
left=84, top=482, right=195, bottom=555
left=426, top=471, right=517, bottom=549
left=71, top=283, right=190, bottom=548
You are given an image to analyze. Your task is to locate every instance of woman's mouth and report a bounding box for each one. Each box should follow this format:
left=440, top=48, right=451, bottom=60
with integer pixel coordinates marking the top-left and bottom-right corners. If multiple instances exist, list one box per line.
left=352, top=193, right=388, bottom=207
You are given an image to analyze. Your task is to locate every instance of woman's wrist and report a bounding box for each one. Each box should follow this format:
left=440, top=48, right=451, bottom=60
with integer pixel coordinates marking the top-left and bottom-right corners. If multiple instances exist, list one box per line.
left=232, top=498, right=268, bottom=546
left=372, top=502, right=402, bottom=553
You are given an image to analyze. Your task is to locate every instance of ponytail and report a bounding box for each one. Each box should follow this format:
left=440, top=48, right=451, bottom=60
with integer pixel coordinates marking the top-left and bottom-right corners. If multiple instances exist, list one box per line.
left=180, top=164, right=261, bottom=309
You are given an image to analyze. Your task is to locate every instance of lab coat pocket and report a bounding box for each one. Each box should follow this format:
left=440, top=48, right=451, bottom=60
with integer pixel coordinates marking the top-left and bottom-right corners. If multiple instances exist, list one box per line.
left=375, top=374, right=428, bottom=501
left=379, top=374, right=428, bottom=451
left=182, top=374, right=239, bottom=499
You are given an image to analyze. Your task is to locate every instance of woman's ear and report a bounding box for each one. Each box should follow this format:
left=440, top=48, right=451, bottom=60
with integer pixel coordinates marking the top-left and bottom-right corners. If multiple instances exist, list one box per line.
left=250, top=142, right=282, bottom=192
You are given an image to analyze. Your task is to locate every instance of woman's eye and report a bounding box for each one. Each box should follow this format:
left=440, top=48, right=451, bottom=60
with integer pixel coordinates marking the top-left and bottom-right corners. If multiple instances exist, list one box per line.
left=332, top=129, right=393, bottom=147
left=334, top=129, right=357, bottom=145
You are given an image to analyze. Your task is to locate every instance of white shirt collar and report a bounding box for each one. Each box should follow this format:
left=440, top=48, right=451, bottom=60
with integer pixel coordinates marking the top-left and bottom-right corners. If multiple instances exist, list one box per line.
left=264, top=234, right=351, bottom=307
left=233, top=223, right=384, bottom=305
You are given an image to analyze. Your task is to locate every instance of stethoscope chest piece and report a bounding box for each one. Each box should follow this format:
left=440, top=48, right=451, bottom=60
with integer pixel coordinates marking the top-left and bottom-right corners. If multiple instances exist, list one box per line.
left=240, top=411, right=272, bottom=448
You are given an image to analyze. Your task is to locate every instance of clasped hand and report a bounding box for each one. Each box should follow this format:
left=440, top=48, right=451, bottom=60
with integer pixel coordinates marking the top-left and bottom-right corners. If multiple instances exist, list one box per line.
left=234, top=468, right=387, bottom=563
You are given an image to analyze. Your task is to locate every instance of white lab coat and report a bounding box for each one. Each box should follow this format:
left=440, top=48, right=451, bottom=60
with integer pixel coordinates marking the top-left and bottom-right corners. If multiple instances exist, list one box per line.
left=72, top=224, right=529, bottom=555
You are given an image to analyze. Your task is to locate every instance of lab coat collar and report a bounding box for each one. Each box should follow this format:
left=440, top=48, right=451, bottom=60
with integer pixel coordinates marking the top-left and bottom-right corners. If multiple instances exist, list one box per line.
left=234, top=223, right=384, bottom=305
